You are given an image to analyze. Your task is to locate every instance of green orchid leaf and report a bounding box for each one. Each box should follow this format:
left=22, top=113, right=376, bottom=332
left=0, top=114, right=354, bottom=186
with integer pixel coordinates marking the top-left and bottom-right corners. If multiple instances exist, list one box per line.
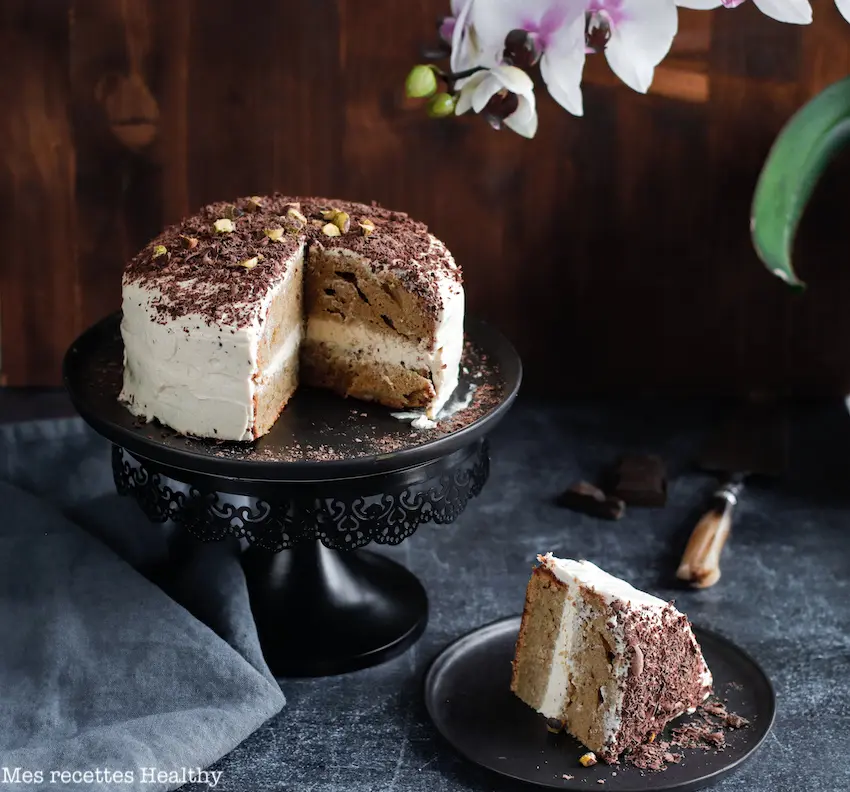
left=751, top=75, right=850, bottom=290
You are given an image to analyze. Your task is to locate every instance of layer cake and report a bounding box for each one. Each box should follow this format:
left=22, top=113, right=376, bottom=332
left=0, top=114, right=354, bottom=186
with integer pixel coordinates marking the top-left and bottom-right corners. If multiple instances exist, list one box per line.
left=120, top=196, right=464, bottom=441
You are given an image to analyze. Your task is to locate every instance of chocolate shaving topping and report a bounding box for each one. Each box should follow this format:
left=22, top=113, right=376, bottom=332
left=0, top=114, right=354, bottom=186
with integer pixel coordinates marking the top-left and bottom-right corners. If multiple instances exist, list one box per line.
left=124, top=195, right=463, bottom=328
left=598, top=603, right=712, bottom=763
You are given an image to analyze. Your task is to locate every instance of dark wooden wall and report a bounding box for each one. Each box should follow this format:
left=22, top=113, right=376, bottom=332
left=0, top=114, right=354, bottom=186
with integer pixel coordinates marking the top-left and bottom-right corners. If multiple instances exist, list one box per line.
left=3, top=0, right=850, bottom=394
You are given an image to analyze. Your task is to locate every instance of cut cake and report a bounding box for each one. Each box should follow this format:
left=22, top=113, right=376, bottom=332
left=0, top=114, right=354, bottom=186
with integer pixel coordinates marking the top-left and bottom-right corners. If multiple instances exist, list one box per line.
left=119, top=196, right=464, bottom=441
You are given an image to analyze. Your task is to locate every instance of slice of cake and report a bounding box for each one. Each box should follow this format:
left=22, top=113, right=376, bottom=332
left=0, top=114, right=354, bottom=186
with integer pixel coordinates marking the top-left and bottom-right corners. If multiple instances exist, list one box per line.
left=511, top=554, right=712, bottom=762
left=119, top=195, right=465, bottom=441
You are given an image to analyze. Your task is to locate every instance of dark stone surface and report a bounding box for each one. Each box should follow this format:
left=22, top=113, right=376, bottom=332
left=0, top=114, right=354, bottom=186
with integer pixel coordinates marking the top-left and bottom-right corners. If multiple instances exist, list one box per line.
left=4, top=391, right=849, bottom=791
left=193, top=398, right=850, bottom=792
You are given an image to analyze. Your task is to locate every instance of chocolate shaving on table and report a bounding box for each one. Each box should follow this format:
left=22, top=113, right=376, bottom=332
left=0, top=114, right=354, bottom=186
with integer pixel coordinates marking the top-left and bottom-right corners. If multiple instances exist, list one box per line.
left=700, top=699, right=750, bottom=729
left=619, top=698, right=750, bottom=772
left=627, top=739, right=682, bottom=771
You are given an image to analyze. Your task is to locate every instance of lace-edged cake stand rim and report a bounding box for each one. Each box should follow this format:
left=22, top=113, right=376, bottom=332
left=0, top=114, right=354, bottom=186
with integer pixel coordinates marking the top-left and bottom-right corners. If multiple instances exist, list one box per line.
left=64, top=313, right=521, bottom=483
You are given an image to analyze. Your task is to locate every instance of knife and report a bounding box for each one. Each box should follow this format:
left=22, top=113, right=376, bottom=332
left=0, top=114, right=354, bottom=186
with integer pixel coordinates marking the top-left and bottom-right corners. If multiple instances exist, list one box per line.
left=676, top=402, right=787, bottom=589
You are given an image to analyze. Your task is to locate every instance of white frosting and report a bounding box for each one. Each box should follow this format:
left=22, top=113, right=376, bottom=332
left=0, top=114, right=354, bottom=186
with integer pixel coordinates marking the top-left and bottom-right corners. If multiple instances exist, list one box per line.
left=535, top=554, right=712, bottom=745
left=541, top=556, right=668, bottom=609
left=318, top=241, right=464, bottom=417
left=120, top=250, right=302, bottom=441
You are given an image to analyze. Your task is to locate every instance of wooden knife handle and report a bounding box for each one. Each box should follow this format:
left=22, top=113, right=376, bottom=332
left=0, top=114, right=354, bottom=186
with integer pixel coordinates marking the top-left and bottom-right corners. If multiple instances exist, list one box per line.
left=676, top=482, right=742, bottom=589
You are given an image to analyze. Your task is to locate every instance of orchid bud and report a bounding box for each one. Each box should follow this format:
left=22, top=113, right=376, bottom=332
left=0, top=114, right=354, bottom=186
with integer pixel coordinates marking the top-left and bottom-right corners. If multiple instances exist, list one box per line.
left=503, top=29, right=541, bottom=70
left=427, top=92, right=457, bottom=118
left=438, top=15, right=456, bottom=46
left=406, top=65, right=439, bottom=99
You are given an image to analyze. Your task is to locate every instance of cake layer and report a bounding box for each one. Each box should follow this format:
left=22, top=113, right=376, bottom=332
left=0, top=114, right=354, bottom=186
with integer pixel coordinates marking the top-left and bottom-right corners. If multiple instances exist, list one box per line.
left=301, top=338, right=435, bottom=409
left=512, top=555, right=713, bottom=761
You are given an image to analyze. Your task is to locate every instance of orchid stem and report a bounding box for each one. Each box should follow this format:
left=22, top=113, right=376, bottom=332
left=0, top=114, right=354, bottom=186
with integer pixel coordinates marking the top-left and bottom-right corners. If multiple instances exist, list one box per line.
left=441, top=65, right=487, bottom=91
left=448, top=66, right=487, bottom=81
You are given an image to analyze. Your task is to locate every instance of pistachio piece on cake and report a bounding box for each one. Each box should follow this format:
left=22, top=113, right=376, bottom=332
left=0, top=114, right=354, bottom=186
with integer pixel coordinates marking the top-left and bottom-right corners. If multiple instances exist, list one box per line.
left=286, top=207, right=307, bottom=225
left=332, top=211, right=351, bottom=233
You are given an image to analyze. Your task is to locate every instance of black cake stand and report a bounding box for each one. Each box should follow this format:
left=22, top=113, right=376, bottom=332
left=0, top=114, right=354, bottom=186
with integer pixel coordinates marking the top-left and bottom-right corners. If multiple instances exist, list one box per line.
left=63, top=313, right=521, bottom=677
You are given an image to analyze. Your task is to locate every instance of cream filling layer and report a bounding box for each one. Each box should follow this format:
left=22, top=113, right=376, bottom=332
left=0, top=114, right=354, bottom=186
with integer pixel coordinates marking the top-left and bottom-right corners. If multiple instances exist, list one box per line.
left=539, top=593, right=580, bottom=719
left=256, top=323, right=303, bottom=385
left=306, top=315, right=461, bottom=415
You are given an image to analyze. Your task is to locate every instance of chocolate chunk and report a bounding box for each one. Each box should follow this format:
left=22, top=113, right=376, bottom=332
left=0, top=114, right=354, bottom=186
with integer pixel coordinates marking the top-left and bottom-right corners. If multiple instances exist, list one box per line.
left=725, top=712, right=749, bottom=729
left=609, top=454, right=667, bottom=507
left=545, top=717, right=565, bottom=734
left=557, top=481, right=626, bottom=520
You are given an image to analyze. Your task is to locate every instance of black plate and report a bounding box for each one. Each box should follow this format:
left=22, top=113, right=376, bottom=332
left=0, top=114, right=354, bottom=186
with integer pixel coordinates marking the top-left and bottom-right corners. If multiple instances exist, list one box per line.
left=425, top=617, right=775, bottom=792
left=63, top=313, right=521, bottom=482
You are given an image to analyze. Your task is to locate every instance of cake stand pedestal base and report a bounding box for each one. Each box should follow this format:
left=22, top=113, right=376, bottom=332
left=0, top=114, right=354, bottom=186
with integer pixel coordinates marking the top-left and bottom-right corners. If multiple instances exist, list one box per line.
left=243, top=542, right=426, bottom=677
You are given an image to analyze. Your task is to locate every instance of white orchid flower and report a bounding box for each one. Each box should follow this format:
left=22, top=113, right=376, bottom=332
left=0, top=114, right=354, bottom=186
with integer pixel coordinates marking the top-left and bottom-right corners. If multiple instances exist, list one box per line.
left=676, top=0, right=818, bottom=24
left=469, top=0, right=680, bottom=114
left=451, top=0, right=486, bottom=81
left=588, top=0, right=680, bottom=94
left=470, top=0, right=587, bottom=116
left=456, top=65, right=539, bottom=138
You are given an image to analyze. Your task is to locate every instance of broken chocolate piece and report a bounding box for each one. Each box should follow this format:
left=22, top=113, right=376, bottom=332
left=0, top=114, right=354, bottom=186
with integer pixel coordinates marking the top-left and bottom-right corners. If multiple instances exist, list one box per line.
left=725, top=712, right=749, bottom=729
left=609, top=454, right=667, bottom=507
left=700, top=699, right=750, bottom=729
left=557, top=481, right=626, bottom=520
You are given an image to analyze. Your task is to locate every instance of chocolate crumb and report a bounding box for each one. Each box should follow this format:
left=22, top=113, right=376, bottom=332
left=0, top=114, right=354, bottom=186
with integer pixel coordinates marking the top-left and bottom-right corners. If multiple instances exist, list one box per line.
left=725, top=713, right=749, bottom=729
left=627, top=740, right=681, bottom=771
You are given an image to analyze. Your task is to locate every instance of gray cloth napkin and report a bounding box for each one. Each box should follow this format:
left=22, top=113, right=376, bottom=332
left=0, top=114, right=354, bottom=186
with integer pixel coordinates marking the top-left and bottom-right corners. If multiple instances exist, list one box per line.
left=0, top=418, right=285, bottom=792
